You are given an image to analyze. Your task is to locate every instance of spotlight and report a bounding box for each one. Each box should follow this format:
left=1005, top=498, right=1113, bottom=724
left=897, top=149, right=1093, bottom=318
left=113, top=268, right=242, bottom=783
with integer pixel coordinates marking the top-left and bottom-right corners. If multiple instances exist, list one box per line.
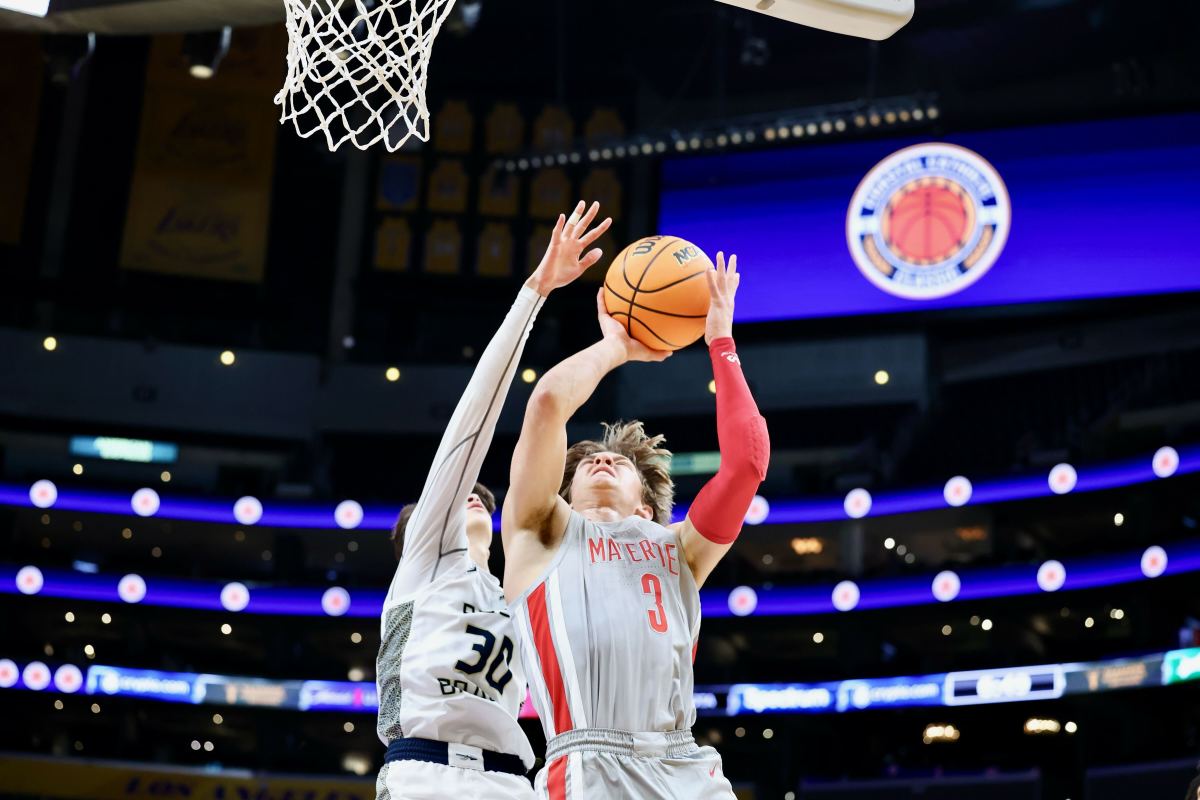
left=874, top=369, right=890, bottom=385
left=521, top=368, right=538, bottom=384
left=791, top=124, right=804, bottom=138
left=927, top=106, right=940, bottom=119
left=613, top=146, right=626, bottom=158
left=1065, top=721, right=1078, bottom=734
left=688, top=137, right=701, bottom=150
left=588, top=150, right=599, bottom=161
left=515, top=159, right=528, bottom=171
left=884, top=111, right=897, bottom=124
left=819, top=121, right=833, bottom=134
left=716, top=134, right=728, bottom=147
left=883, top=537, right=895, bottom=550
left=530, top=156, right=543, bottom=169
left=812, top=632, right=824, bottom=644
left=42, top=336, right=57, bottom=352
left=730, top=132, right=743, bottom=145
left=777, top=127, right=790, bottom=140
left=72, top=464, right=83, bottom=476
left=942, top=625, right=952, bottom=636
left=350, top=632, right=363, bottom=644
left=1084, top=616, right=1094, bottom=628
left=869, top=113, right=882, bottom=127
left=899, top=110, right=911, bottom=122
left=854, top=114, right=867, bottom=128
left=569, top=152, right=582, bottom=163
left=385, top=367, right=401, bottom=382
left=912, top=108, right=925, bottom=121
left=213, top=713, right=224, bottom=725
left=640, top=142, right=654, bottom=155
left=674, top=140, right=688, bottom=152
left=504, top=161, right=515, bottom=172
left=101, top=613, right=111, bottom=625
left=834, top=119, right=847, bottom=132
left=1113, top=513, right=1125, bottom=527
left=764, top=128, right=777, bottom=142
left=160, top=471, right=171, bottom=483
left=744, top=130, right=757, bottom=143
left=981, top=618, right=993, bottom=631
left=806, top=123, right=818, bottom=136
left=600, top=148, right=613, bottom=160
left=763, top=728, right=774, bottom=739
left=343, top=721, right=355, bottom=733
left=221, top=623, right=232, bottom=635
left=654, top=141, right=667, bottom=153
left=184, top=27, right=233, bottom=80
left=707, top=380, right=716, bottom=395
left=219, top=350, right=235, bottom=366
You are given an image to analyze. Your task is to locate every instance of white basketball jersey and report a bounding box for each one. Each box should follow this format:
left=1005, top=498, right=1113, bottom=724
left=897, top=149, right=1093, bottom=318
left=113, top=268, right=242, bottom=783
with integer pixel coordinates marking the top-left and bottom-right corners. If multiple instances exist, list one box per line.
left=375, top=287, right=545, bottom=771
left=510, top=512, right=702, bottom=738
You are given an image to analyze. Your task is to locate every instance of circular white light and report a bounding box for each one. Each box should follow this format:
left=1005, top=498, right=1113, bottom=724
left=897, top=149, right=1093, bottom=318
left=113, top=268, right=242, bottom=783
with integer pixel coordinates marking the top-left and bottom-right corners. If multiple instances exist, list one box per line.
left=932, top=571, right=961, bottom=602
left=0, top=659, right=19, bottom=688
left=54, top=664, right=83, bottom=694
left=118, top=574, right=147, bottom=604
left=1141, top=545, right=1168, bottom=579
left=16, top=566, right=44, bottom=596
left=335, top=500, right=363, bottom=530
left=883, top=537, right=896, bottom=550
left=943, top=476, right=973, bottom=507
left=29, top=480, right=58, bottom=509
left=220, top=582, right=250, bottom=613
left=727, top=586, right=758, bottom=617
left=23, top=661, right=51, bottom=691
left=1037, top=560, right=1067, bottom=592
left=844, top=489, right=872, bottom=519
left=131, top=488, right=160, bottom=517
left=233, top=497, right=263, bottom=526
left=322, top=587, right=351, bottom=617
left=1152, top=446, right=1179, bottom=478
left=832, top=580, right=861, bottom=612
left=744, top=495, right=770, bottom=526
left=1048, top=464, right=1077, bottom=495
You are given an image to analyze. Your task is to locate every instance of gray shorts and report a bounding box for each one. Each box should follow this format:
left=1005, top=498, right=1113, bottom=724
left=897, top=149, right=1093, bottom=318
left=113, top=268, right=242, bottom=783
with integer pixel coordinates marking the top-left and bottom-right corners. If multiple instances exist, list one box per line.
left=534, top=728, right=736, bottom=800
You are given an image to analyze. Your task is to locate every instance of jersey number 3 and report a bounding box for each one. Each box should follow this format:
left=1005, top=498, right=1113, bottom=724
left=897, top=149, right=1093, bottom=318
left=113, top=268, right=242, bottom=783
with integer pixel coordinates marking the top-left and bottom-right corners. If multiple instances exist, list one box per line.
left=641, top=573, right=669, bottom=633
left=456, top=625, right=515, bottom=693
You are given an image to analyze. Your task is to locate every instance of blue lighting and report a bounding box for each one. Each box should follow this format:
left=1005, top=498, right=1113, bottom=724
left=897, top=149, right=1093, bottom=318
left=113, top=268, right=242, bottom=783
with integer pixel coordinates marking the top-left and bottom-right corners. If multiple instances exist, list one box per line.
left=2, top=445, right=1197, bottom=531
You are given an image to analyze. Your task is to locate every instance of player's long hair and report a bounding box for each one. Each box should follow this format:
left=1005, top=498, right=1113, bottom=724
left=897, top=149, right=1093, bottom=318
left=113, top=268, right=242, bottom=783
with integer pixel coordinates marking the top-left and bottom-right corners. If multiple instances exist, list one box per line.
left=391, top=482, right=496, bottom=561
left=560, top=420, right=675, bottom=526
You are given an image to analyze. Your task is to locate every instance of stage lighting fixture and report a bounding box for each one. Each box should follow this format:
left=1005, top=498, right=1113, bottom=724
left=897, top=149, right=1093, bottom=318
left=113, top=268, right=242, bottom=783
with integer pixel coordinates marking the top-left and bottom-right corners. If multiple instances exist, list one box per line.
left=183, top=27, right=232, bottom=80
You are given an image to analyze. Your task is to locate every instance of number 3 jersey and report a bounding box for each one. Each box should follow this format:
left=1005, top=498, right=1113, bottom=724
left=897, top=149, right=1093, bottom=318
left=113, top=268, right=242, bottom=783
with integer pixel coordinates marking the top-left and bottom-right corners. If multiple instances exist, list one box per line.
left=509, top=511, right=703, bottom=738
left=377, top=560, right=534, bottom=769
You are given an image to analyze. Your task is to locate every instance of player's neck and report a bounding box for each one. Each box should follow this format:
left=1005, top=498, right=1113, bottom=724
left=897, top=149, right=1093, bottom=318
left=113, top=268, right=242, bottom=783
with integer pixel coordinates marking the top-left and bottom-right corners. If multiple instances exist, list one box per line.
left=576, top=503, right=630, bottom=523
left=467, top=540, right=492, bottom=573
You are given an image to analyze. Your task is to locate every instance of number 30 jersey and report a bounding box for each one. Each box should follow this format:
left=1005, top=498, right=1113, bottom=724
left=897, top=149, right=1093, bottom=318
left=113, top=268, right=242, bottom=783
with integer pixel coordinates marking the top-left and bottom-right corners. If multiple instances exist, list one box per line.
left=509, top=511, right=703, bottom=738
left=377, top=562, right=534, bottom=769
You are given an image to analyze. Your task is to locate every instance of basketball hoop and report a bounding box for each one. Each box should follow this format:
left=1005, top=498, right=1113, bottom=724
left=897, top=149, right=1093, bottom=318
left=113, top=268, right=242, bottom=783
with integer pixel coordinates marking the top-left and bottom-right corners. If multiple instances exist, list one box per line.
left=275, top=0, right=458, bottom=152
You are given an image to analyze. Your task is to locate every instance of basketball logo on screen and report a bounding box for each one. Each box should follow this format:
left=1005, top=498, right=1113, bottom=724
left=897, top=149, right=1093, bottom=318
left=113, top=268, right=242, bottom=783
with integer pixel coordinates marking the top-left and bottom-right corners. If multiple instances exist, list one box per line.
left=846, top=143, right=1011, bottom=300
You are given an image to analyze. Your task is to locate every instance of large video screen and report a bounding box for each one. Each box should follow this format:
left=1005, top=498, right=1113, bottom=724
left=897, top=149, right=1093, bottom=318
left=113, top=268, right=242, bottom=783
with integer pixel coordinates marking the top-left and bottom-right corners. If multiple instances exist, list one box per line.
left=658, top=114, right=1200, bottom=321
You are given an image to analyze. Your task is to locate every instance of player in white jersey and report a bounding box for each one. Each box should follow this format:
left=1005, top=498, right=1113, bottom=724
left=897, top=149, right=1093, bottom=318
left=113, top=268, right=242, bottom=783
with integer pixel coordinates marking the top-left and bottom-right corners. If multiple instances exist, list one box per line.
left=375, top=201, right=612, bottom=800
left=502, top=253, right=770, bottom=799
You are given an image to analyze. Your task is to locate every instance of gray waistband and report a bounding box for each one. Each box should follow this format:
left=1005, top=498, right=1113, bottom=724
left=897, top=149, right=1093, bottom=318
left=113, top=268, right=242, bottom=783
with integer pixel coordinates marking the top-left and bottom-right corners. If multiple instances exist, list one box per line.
left=545, top=728, right=696, bottom=761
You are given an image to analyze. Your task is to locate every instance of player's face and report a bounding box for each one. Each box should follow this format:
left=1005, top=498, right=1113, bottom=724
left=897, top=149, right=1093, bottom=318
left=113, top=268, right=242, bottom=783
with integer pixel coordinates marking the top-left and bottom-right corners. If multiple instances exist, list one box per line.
left=570, top=451, right=648, bottom=518
left=465, top=492, right=492, bottom=538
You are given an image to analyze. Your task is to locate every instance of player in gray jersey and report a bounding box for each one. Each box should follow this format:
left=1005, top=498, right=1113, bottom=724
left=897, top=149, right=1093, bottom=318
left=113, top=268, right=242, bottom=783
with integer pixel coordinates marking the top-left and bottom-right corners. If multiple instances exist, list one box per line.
left=375, top=202, right=611, bottom=800
left=503, top=253, right=770, bottom=799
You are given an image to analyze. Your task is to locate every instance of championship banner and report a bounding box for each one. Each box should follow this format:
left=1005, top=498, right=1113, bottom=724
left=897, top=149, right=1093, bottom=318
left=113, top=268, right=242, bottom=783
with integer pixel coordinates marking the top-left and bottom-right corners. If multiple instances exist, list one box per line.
left=0, top=34, right=43, bottom=245
left=120, top=28, right=284, bottom=283
left=0, top=754, right=371, bottom=800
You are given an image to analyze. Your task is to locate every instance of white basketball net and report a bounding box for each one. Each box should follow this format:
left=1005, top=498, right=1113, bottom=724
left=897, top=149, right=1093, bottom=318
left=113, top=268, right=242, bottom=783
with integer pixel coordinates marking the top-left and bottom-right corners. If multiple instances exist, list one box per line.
left=275, top=0, right=457, bottom=152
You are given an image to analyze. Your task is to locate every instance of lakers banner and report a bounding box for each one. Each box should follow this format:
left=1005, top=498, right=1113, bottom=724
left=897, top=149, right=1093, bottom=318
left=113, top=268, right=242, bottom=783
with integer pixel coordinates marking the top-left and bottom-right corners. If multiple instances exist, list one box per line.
left=120, top=28, right=284, bottom=283
left=0, top=754, right=372, bottom=800
left=0, top=34, right=43, bottom=245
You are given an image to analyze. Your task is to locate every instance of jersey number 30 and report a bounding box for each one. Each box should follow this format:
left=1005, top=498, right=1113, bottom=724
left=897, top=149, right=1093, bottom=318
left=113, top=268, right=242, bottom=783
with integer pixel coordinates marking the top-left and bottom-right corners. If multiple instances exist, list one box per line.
left=456, top=625, right=515, bottom=693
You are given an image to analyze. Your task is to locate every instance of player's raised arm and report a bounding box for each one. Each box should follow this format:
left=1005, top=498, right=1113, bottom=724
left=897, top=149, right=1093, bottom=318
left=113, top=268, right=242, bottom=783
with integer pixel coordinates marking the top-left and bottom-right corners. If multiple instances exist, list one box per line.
left=389, top=202, right=611, bottom=598
left=503, top=290, right=671, bottom=585
left=676, top=253, right=771, bottom=588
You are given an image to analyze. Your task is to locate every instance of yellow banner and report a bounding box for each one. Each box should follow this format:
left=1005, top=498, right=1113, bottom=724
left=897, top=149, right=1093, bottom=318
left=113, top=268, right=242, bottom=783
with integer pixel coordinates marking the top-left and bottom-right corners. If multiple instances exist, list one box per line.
left=0, top=754, right=372, bottom=800
left=120, top=29, right=283, bottom=283
left=0, top=34, right=43, bottom=245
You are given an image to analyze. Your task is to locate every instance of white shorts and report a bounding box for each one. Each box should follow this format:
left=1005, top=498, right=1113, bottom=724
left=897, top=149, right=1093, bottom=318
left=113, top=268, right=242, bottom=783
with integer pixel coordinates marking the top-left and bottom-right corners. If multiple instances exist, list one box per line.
left=378, top=759, right=536, bottom=800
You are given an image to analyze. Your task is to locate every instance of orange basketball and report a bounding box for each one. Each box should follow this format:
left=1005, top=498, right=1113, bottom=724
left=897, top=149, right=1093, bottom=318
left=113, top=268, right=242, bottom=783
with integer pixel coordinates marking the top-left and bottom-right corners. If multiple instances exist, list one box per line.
left=603, top=236, right=712, bottom=351
left=882, top=177, right=974, bottom=265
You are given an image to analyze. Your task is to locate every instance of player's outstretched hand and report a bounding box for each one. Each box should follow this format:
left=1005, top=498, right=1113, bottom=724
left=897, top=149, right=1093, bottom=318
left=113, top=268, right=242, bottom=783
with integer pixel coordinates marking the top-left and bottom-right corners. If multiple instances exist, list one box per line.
left=704, top=251, right=740, bottom=345
left=528, top=201, right=612, bottom=297
left=596, top=289, right=672, bottom=364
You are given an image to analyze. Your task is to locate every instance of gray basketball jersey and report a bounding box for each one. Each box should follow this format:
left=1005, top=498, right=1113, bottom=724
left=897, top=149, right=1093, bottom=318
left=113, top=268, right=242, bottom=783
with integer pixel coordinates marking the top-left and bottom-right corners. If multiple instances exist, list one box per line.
left=510, top=511, right=702, bottom=738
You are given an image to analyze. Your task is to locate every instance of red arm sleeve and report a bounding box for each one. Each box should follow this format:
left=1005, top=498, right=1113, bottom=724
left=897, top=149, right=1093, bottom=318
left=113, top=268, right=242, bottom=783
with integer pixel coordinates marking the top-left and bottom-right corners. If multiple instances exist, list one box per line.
left=687, top=337, right=770, bottom=545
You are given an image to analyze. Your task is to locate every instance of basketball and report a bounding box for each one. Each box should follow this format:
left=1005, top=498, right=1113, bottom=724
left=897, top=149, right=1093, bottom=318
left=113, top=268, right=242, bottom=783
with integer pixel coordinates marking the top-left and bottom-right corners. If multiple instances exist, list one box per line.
left=881, top=176, right=974, bottom=265
left=603, top=236, right=713, bottom=351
